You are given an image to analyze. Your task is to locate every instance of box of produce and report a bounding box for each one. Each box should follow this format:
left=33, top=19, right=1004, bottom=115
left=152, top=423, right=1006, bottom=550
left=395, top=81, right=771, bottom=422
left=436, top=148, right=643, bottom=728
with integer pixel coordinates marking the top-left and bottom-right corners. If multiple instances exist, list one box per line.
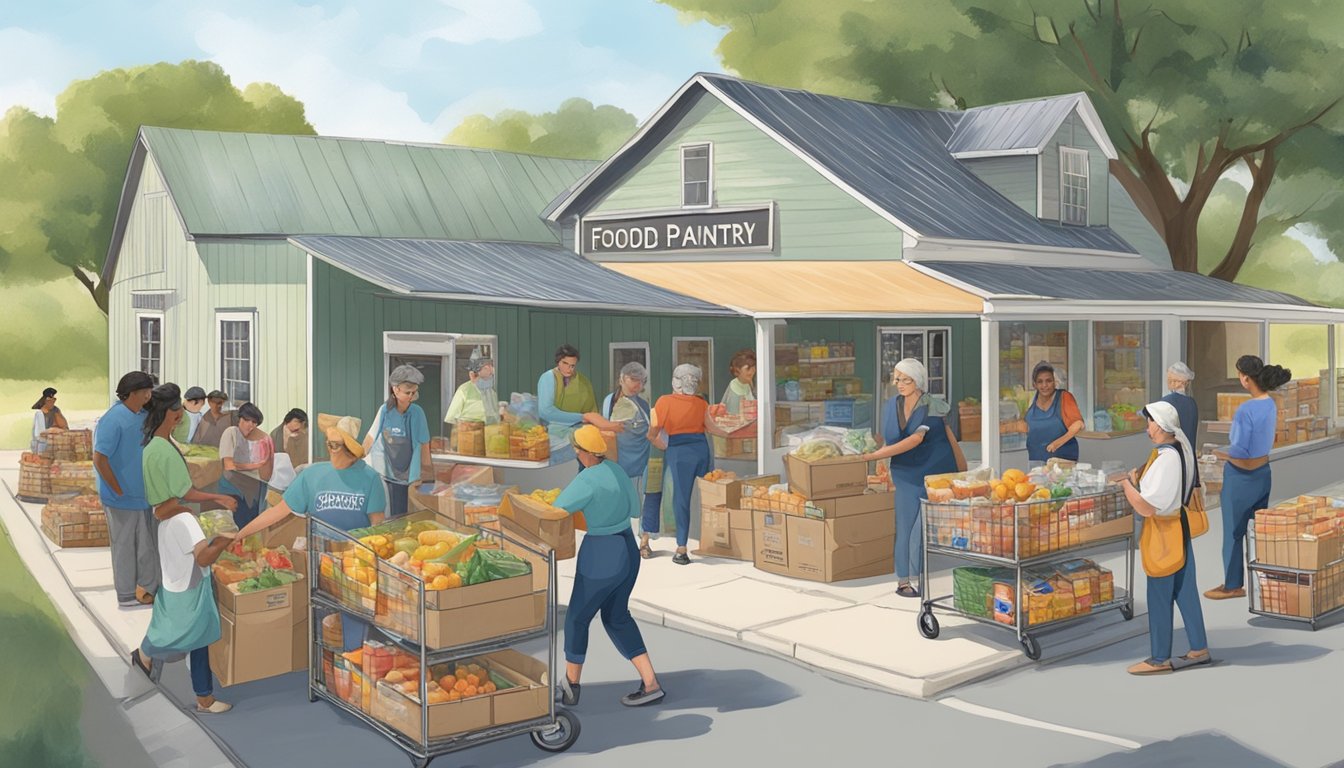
left=697, top=471, right=779, bottom=512
left=212, top=544, right=306, bottom=615
left=484, top=423, right=512, bottom=459
left=509, top=425, right=551, bottom=461
left=41, top=495, right=108, bottom=547
left=695, top=504, right=753, bottom=561
left=784, top=443, right=868, bottom=500
left=499, top=492, right=575, bottom=560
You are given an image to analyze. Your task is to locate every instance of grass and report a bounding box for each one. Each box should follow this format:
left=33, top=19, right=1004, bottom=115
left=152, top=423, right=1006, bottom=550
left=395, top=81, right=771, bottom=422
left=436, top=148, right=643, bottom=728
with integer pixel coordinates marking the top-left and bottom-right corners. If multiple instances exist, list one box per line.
left=0, top=377, right=110, bottom=450
left=0, top=521, right=95, bottom=767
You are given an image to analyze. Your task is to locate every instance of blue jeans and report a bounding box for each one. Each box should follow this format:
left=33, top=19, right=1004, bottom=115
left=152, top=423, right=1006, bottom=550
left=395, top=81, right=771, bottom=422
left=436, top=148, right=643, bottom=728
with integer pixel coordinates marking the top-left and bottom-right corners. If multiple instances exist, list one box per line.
left=1220, top=463, right=1271, bottom=590
left=894, top=480, right=925, bottom=583
left=1147, top=536, right=1208, bottom=663
left=385, top=480, right=409, bottom=519
left=188, top=646, right=213, bottom=697
left=565, top=529, right=645, bottom=664
left=654, top=434, right=713, bottom=548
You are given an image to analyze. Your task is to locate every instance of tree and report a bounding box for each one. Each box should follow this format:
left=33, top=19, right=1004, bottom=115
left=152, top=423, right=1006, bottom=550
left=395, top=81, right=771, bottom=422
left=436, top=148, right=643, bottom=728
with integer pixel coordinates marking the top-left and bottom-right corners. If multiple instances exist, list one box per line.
left=445, top=98, right=637, bottom=161
left=0, top=61, right=314, bottom=314
left=662, top=0, right=1344, bottom=282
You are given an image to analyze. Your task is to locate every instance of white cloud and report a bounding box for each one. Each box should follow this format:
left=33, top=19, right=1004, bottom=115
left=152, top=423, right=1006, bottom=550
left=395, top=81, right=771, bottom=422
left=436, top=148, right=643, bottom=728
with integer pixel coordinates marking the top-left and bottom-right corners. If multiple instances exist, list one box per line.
left=422, top=0, right=542, bottom=45
left=0, top=27, right=90, bottom=116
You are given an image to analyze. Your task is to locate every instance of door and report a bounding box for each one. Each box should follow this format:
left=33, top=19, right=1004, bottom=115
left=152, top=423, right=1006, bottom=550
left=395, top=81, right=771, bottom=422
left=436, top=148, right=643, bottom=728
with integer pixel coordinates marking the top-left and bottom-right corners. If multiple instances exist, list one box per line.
left=383, top=332, right=454, bottom=440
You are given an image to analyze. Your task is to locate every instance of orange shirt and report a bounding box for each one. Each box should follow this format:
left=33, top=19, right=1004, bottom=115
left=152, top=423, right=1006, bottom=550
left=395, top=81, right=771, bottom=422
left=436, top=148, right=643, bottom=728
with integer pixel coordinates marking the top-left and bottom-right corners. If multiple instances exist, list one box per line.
left=652, top=394, right=708, bottom=435
left=1058, top=391, right=1084, bottom=427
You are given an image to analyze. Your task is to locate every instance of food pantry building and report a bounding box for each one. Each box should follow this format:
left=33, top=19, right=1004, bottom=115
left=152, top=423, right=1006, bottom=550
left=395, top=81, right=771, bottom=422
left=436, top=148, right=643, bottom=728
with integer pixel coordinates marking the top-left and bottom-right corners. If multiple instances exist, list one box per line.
left=104, top=73, right=1344, bottom=479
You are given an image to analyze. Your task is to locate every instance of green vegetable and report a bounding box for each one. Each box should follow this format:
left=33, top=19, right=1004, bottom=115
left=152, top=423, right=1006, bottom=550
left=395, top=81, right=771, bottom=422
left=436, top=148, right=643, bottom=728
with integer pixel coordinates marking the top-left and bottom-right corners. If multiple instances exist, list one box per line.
left=1051, top=486, right=1073, bottom=499
left=440, top=534, right=479, bottom=564
left=487, top=670, right=515, bottom=690
left=475, top=549, right=531, bottom=580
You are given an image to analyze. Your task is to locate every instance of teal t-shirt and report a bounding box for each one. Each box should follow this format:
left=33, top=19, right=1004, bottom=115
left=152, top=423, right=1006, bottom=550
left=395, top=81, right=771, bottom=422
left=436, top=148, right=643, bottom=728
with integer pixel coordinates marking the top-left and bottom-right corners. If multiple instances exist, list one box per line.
left=283, top=461, right=387, bottom=531
left=553, top=459, right=640, bottom=536
left=142, top=437, right=193, bottom=507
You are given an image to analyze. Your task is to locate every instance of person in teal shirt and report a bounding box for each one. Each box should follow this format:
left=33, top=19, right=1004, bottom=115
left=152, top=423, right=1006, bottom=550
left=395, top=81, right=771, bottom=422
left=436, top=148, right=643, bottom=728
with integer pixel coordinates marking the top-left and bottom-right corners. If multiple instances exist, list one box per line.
left=363, top=364, right=432, bottom=519
left=552, top=426, right=664, bottom=709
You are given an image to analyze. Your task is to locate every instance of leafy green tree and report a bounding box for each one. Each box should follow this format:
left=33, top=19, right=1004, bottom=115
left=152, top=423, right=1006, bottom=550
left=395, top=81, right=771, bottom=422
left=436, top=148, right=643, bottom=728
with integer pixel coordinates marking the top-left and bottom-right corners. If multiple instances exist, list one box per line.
left=445, top=98, right=636, bottom=160
left=663, top=0, right=1344, bottom=282
left=0, top=60, right=314, bottom=314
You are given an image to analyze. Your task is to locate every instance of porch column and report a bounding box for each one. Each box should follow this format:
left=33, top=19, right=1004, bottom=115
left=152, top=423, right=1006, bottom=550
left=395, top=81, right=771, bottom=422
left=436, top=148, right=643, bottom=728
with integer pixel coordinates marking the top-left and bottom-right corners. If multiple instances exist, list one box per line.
left=1161, top=315, right=1182, bottom=385
left=755, top=318, right=784, bottom=476
left=980, top=317, right=1000, bottom=471
left=1330, top=324, right=1338, bottom=430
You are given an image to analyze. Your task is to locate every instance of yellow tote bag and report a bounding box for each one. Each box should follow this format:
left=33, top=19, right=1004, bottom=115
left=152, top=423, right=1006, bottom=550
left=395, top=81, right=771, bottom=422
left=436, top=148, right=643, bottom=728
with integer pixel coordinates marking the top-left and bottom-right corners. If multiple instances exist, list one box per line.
left=1136, top=447, right=1194, bottom=578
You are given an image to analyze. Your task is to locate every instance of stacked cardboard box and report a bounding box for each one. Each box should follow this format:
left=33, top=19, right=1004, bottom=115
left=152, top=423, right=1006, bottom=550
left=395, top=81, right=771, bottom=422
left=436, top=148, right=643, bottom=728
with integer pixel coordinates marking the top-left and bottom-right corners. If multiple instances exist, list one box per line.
left=210, top=566, right=309, bottom=687
left=1252, top=495, right=1344, bottom=620
left=694, top=474, right=777, bottom=560
left=747, top=454, right=894, bottom=583
left=41, top=495, right=108, bottom=547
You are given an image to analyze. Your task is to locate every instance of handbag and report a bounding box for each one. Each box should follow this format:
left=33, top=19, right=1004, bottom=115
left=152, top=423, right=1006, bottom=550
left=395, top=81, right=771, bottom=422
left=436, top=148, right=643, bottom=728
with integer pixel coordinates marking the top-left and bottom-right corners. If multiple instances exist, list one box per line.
left=1136, top=444, right=1204, bottom=578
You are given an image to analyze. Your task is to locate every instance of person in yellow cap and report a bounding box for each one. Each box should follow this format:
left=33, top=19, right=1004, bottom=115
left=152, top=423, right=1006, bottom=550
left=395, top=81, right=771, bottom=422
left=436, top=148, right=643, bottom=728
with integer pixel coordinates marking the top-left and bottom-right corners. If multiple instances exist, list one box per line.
left=235, top=416, right=386, bottom=651
left=552, top=425, right=665, bottom=708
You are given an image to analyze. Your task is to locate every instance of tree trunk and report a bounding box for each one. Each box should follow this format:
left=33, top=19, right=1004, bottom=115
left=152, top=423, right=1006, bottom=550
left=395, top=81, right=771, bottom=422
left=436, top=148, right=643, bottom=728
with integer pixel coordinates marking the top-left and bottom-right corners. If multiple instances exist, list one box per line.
left=71, top=266, right=110, bottom=315
left=1208, top=149, right=1277, bottom=283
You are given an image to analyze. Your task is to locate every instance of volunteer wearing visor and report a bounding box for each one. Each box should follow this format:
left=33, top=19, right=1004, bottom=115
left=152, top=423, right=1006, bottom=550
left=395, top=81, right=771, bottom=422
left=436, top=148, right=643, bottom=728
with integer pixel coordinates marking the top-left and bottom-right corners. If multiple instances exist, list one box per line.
left=237, top=417, right=386, bottom=652
left=862, top=359, right=966, bottom=598
left=446, top=349, right=502, bottom=426
left=553, top=426, right=665, bottom=709
left=644, top=364, right=715, bottom=565
left=1025, top=362, right=1084, bottom=466
left=364, top=364, right=433, bottom=519
left=1120, top=401, right=1210, bottom=675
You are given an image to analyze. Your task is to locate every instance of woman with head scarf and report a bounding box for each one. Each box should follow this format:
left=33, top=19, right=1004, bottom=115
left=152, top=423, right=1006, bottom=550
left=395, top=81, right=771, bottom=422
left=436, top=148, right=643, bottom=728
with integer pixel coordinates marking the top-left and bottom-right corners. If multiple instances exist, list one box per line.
left=643, top=364, right=714, bottom=565
left=445, top=348, right=502, bottom=426
left=1205, top=355, right=1292, bottom=600
left=1119, top=400, right=1210, bottom=675
left=363, top=364, right=433, bottom=519
left=1025, top=362, right=1085, bottom=466
left=1161, top=363, right=1199, bottom=448
left=862, top=359, right=966, bottom=597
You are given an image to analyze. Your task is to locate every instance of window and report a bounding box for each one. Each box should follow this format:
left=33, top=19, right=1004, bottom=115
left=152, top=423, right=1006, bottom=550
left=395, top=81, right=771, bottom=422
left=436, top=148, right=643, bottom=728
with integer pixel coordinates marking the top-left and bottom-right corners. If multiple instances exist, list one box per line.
left=997, top=322, right=1071, bottom=452
left=681, top=143, right=712, bottom=207
left=610, top=342, right=651, bottom=392
left=673, top=337, right=714, bottom=399
left=218, top=313, right=254, bottom=404
left=1093, top=320, right=1161, bottom=435
left=875, top=327, right=950, bottom=438
left=1060, top=147, right=1089, bottom=226
left=137, top=314, right=162, bottom=383
left=383, top=332, right=453, bottom=442
left=1269, top=323, right=1329, bottom=447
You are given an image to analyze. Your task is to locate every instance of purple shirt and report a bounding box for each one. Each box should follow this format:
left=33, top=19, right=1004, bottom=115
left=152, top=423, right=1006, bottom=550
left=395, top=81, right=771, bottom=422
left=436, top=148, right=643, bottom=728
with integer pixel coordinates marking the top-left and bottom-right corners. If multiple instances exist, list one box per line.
left=1226, top=397, right=1276, bottom=459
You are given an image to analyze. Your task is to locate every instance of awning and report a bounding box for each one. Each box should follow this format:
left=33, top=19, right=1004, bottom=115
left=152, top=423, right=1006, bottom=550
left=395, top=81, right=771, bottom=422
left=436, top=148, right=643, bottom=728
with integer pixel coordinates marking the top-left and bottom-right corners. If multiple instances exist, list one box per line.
left=289, top=236, right=736, bottom=316
left=604, top=261, right=984, bottom=317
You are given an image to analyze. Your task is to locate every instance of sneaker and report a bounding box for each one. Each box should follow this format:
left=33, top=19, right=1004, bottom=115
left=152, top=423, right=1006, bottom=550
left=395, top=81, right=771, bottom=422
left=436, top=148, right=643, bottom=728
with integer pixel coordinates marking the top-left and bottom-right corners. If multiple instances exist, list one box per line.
left=118, top=597, right=140, bottom=608
left=672, top=552, right=691, bottom=566
left=556, top=677, right=581, bottom=706
left=621, top=683, right=665, bottom=707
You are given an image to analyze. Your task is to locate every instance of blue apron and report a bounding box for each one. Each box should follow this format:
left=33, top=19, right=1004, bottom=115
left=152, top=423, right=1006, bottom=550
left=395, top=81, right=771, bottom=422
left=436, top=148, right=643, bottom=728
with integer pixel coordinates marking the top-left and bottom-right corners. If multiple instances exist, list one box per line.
left=885, top=396, right=958, bottom=581
left=1026, top=392, right=1079, bottom=463
left=141, top=569, right=221, bottom=660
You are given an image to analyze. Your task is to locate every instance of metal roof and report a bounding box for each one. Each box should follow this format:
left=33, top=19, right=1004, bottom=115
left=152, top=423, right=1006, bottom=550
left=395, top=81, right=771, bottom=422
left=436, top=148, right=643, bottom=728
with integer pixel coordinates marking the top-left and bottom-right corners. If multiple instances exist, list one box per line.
left=139, top=127, right=593, bottom=240
left=551, top=74, right=1138, bottom=255
left=289, top=236, right=736, bottom=316
left=945, top=94, right=1117, bottom=159
left=923, top=261, right=1318, bottom=307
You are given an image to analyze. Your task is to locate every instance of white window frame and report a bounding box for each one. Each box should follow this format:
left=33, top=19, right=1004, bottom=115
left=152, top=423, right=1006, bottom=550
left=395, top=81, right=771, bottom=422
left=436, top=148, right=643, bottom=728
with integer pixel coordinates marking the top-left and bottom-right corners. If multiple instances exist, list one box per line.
left=680, top=142, right=713, bottom=209
left=451, top=334, right=499, bottom=393
left=1059, top=146, right=1089, bottom=226
left=876, top=326, right=952, bottom=436
left=672, top=336, right=715, bottom=401
left=217, top=311, right=256, bottom=405
left=136, top=312, right=164, bottom=383
left=609, top=342, right=651, bottom=392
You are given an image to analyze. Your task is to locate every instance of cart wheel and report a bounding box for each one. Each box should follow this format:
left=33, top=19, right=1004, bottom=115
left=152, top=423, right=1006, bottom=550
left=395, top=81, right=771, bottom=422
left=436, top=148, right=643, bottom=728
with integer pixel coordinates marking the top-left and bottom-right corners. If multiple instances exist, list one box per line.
left=409, top=757, right=432, bottom=768
left=1020, top=634, right=1041, bottom=661
left=531, top=708, right=580, bottom=753
left=917, top=609, right=940, bottom=639
left=1120, top=603, right=1134, bottom=621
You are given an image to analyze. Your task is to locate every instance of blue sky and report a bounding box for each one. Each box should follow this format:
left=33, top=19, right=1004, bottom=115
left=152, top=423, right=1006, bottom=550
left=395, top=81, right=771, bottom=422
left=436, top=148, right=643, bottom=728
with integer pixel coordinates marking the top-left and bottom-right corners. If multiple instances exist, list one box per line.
left=0, top=0, right=727, bottom=140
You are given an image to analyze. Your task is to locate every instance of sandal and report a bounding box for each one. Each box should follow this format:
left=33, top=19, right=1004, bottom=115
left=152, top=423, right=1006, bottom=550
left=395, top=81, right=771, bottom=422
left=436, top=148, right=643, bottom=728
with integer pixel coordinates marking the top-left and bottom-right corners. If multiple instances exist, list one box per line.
left=1127, top=659, right=1174, bottom=676
left=1173, top=650, right=1213, bottom=670
left=1203, top=585, right=1245, bottom=600
left=672, top=552, right=691, bottom=566
left=895, top=584, right=921, bottom=598
left=130, top=650, right=153, bottom=680
left=639, top=544, right=653, bottom=559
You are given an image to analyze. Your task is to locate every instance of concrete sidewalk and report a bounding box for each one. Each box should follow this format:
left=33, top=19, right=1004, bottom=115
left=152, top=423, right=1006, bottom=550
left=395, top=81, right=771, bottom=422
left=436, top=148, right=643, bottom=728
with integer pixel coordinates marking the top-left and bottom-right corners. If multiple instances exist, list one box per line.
left=0, top=451, right=237, bottom=768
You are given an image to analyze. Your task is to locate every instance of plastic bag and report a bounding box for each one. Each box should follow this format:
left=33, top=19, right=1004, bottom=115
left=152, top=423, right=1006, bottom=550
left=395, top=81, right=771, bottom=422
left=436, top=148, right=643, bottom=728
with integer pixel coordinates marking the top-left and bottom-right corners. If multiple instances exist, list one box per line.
left=198, top=508, right=238, bottom=539
left=508, top=393, right=540, bottom=428
left=451, top=482, right=509, bottom=506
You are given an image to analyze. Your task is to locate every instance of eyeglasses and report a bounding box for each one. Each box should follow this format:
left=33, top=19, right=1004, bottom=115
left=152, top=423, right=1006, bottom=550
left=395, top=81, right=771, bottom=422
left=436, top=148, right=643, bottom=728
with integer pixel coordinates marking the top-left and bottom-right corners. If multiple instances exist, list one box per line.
left=893, top=377, right=916, bottom=386
left=326, top=441, right=346, bottom=453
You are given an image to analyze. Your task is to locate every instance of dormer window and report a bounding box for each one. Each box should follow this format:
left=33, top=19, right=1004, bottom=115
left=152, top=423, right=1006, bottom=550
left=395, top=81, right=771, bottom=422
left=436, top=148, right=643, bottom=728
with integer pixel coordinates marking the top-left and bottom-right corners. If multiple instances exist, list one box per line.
left=1059, top=147, right=1089, bottom=226
left=681, top=143, right=712, bottom=207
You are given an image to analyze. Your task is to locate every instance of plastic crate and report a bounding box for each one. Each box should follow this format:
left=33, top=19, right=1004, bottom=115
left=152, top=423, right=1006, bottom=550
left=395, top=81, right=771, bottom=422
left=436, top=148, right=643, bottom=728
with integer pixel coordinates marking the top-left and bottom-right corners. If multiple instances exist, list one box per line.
left=823, top=395, right=874, bottom=428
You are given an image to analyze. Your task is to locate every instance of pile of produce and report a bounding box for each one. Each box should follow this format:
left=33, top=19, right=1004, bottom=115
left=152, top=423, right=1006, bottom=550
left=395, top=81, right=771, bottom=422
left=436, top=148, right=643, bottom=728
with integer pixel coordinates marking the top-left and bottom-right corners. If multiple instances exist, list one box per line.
left=180, top=444, right=220, bottom=461
left=741, top=483, right=809, bottom=515
left=529, top=488, right=562, bottom=504
left=510, top=425, right=550, bottom=461
left=383, top=659, right=513, bottom=703
left=198, top=509, right=239, bottom=538
left=213, top=543, right=301, bottom=593
left=791, top=439, right=842, bottom=461
left=926, top=468, right=1079, bottom=505
left=344, top=519, right=530, bottom=591
left=701, top=470, right=737, bottom=483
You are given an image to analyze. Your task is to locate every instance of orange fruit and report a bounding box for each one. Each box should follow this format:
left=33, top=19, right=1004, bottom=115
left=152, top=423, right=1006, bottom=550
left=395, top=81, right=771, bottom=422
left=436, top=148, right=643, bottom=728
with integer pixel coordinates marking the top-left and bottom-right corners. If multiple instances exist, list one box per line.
left=439, top=675, right=456, bottom=690
left=483, top=682, right=497, bottom=693
left=464, top=685, right=478, bottom=697
left=466, top=674, right=480, bottom=687
left=447, top=690, right=462, bottom=702
left=1003, top=469, right=1027, bottom=485
left=454, top=666, right=469, bottom=678
left=453, top=679, right=468, bottom=693
left=1014, top=482, right=1036, bottom=502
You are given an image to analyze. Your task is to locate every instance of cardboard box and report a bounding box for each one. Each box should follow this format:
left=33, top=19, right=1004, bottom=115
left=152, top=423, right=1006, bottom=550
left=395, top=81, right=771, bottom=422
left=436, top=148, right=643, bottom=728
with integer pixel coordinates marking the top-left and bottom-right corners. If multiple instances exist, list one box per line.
left=499, top=493, right=576, bottom=560
left=211, top=595, right=302, bottom=687
left=784, top=454, right=868, bottom=500
left=802, top=489, right=894, bottom=520
left=782, top=507, right=895, bottom=583
left=422, top=590, right=546, bottom=650
left=752, top=510, right=790, bottom=575
left=1217, top=393, right=1253, bottom=421
left=695, top=505, right=753, bottom=560
left=434, top=485, right=520, bottom=525
left=697, top=474, right=780, bottom=512
left=373, top=679, right=493, bottom=742
left=213, top=571, right=308, bottom=617
left=1256, top=533, right=1344, bottom=571
left=260, top=513, right=307, bottom=550
left=486, top=649, right=550, bottom=727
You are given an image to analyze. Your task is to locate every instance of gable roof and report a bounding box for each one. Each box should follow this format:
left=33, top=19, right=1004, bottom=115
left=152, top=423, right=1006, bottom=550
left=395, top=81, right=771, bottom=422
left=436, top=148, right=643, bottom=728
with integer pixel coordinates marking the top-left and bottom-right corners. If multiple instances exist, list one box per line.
left=945, top=93, right=1118, bottom=160
left=289, top=236, right=734, bottom=316
left=103, top=127, right=595, bottom=282
left=546, top=73, right=1137, bottom=256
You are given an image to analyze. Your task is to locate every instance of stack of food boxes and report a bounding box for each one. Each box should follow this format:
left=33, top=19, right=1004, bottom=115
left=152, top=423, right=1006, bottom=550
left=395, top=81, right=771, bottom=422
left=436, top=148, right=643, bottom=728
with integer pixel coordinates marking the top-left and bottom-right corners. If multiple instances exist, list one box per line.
left=952, top=558, right=1115, bottom=627
left=1218, top=376, right=1332, bottom=449
left=40, top=494, right=108, bottom=547
left=741, top=454, right=895, bottom=583
left=694, top=471, right=776, bottom=561
left=1252, top=495, right=1344, bottom=619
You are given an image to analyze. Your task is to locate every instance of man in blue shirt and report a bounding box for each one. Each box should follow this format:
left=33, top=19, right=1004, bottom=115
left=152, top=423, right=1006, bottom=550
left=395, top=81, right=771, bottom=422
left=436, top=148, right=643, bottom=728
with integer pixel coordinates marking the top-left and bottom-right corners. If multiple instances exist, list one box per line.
left=553, top=426, right=665, bottom=709
left=94, top=371, right=158, bottom=607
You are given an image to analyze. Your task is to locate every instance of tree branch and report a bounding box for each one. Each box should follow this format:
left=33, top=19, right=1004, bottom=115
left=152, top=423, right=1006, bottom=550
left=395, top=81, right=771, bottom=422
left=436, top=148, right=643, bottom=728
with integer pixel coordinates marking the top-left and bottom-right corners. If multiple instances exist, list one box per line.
left=1068, top=23, right=1107, bottom=89
left=1209, top=147, right=1278, bottom=282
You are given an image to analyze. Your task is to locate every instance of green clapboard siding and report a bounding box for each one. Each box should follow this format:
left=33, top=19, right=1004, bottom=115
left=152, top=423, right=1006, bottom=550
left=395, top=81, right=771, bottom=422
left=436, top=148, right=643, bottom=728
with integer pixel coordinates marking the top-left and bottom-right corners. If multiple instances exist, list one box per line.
left=962, top=156, right=1037, bottom=216
left=312, top=261, right=757, bottom=446
left=1107, top=176, right=1171, bottom=268
left=1040, top=112, right=1109, bottom=227
left=108, top=156, right=308, bottom=420
left=589, top=93, right=902, bottom=260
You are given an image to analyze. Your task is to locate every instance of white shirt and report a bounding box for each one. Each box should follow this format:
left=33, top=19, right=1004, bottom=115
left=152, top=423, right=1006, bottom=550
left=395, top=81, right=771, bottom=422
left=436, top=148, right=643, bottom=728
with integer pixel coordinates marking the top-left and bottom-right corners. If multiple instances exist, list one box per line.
left=186, top=410, right=205, bottom=443
left=1139, top=447, right=1192, bottom=517
left=159, top=513, right=207, bottom=593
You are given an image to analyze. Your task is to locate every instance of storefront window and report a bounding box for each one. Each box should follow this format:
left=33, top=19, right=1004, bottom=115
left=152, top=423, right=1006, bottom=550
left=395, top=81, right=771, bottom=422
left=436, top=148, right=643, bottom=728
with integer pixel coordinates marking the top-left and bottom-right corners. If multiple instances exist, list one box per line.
left=673, top=337, right=714, bottom=400
left=1269, top=323, right=1330, bottom=446
left=1337, top=325, right=1343, bottom=421
left=773, top=332, right=865, bottom=450
left=998, top=322, right=1069, bottom=453
left=1092, top=321, right=1161, bottom=435
left=1185, top=320, right=1262, bottom=448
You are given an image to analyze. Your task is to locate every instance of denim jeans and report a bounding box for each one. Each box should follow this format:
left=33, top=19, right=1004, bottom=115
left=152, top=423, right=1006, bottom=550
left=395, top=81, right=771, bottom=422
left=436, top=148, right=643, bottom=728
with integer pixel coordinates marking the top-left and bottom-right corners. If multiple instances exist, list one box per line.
left=1147, top=536, right=1209, bottom=663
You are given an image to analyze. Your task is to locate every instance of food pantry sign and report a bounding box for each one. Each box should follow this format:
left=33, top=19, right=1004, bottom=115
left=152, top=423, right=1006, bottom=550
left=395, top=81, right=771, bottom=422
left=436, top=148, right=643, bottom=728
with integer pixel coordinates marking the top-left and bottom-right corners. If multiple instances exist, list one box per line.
left=581, top=206, right=774, bottom=256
